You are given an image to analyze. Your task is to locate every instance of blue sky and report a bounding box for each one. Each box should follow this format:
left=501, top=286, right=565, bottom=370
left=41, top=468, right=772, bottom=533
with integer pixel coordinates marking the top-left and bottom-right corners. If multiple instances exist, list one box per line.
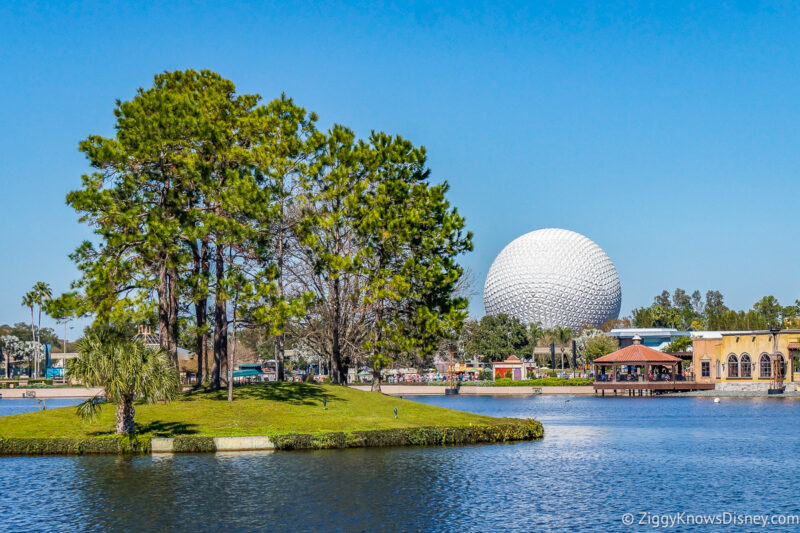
left=2, top=1, right=799, bottom=337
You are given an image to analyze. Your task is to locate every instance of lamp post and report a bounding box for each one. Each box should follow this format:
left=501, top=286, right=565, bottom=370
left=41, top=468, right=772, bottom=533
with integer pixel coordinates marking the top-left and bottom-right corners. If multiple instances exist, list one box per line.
left=768, top=326, right=784, bottom=394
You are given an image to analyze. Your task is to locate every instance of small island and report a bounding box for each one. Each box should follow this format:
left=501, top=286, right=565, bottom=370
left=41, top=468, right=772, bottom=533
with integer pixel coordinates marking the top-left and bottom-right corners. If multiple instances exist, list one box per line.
left=0, top=383, right=542, bottom=455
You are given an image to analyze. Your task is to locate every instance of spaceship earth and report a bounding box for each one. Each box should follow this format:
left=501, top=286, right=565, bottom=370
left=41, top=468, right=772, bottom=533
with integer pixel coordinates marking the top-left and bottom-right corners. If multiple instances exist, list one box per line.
left=483, top=228, right=622, bottom=330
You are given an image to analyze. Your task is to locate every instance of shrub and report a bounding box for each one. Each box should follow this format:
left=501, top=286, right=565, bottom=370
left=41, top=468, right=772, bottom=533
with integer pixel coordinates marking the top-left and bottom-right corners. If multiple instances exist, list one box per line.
left=0, top=435, right=149, bottom=455
left=270, top=420, right=543, bottom=450
left=172, top=436, right=216, bottom=453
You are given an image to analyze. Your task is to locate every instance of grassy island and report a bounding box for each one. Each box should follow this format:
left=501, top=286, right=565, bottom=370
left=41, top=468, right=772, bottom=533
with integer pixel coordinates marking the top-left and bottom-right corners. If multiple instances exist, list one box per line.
left=0, top=383, right=543, bottom=455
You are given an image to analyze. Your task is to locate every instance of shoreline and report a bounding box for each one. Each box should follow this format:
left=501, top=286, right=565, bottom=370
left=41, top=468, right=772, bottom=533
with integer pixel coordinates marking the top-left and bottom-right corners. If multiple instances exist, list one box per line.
left=0, top=419, right=544, bottom=456
left=0, top=383, right=544, bottom=456
left=666, top=389, right=800, bottom=398
left=0, top=387, right=103, bottom=399
left=348, top=385, right=595, bottom=396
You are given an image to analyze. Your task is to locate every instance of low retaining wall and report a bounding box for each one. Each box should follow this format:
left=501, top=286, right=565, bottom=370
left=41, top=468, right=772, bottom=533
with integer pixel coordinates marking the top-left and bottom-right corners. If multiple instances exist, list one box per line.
left=0, top=387, right=104, bottom=399
left=349, top=385, right=594, bottom=396
left=714, top=382, right=800, bottom=393
left=0, top=420, right=543, bottom=456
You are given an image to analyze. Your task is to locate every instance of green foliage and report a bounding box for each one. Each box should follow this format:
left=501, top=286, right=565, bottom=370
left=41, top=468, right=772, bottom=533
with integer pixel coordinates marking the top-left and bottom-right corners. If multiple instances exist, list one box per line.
left=67, top=329, right=180, bottom=433
left=0, top=379, right=54, bottom=389
left=665, top=336, right=693, bottom=352
left=632, top=289, right=798, bottom=331
left=60, top=69, right=473, bottom=388
left=581, top=334, right=617, bottom=362
left=0, top=323, right=60, bottom=348
left=0, top=436, right=150, bottom=456
left=467, top=314, right=530, bottom=362
left=269, top=420, right=543, bottom=450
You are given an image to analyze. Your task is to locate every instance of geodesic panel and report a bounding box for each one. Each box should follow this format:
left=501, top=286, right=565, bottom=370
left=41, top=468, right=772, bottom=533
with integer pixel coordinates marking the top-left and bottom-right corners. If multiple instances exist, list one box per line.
left=483, top=228, right=622, bottom=329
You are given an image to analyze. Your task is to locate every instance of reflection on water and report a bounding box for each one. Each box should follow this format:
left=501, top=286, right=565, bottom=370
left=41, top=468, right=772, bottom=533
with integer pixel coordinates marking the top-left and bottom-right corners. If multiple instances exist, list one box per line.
left=3, top=395, right=800, bottom=532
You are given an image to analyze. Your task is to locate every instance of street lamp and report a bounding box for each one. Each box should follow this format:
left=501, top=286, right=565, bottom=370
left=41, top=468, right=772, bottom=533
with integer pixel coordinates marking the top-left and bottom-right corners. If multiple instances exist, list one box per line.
left=768, top=326, right=784, bottom=395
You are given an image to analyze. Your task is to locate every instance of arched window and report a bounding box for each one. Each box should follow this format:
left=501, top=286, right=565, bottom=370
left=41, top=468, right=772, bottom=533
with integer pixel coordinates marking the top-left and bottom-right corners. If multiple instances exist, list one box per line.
left=727, top=354, right=739, bottom=378
left=760, top=353, right=772, bottom=378
left=740, top=353, right=752, bottom=378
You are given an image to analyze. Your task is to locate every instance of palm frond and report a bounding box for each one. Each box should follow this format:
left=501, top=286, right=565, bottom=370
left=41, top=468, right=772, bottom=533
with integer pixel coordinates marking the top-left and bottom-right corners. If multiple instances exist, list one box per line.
left=76, top=395, right=105, bottom=421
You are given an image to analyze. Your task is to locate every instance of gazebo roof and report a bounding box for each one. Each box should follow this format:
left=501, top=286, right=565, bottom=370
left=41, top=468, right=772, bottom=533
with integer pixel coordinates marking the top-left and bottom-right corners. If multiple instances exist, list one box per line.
left=594, top=344, right=682, bottom=365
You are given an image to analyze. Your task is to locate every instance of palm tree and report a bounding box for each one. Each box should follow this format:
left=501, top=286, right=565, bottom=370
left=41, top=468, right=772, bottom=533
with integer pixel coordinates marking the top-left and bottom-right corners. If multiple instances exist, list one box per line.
left=32, top=282, right=52, bottom=377
left=528, top=322, right=545, bottom=369
left=550, top=327, right=575, bottom=376
left=21, top=291, right=37, bottom=376
left=67, top=332, right=180, bottom=434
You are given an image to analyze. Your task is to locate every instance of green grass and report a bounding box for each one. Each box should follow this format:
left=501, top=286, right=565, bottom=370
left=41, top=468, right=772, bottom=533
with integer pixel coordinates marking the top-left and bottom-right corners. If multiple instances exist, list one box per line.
left=0, top=382, right=509, bottom=439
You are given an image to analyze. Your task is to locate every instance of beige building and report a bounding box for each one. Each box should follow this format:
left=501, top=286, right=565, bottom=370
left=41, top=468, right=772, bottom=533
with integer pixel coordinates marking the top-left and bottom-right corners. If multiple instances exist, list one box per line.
left=692, top=330, right=800, bottom=391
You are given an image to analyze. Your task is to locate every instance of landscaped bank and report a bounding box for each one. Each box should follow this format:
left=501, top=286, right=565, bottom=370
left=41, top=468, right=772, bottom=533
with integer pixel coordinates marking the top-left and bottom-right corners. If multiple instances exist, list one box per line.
left=0, top=383, right=542, bottom=455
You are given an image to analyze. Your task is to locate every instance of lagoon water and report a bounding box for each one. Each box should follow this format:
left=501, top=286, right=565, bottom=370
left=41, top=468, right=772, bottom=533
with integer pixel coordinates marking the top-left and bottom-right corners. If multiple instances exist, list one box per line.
left=3, top=395, right=800, bottom=532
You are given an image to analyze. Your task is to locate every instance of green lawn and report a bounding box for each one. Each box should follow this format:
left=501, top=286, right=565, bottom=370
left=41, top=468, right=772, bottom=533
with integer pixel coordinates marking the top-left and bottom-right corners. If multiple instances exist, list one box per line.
left=0, top=382, right=505, bottom=439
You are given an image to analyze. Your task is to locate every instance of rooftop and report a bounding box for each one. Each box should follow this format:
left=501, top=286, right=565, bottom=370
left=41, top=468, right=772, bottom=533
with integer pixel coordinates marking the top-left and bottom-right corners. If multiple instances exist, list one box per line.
left=593, top=344, right=683, bottom=365
left=606, top=328, right=689, bottom=338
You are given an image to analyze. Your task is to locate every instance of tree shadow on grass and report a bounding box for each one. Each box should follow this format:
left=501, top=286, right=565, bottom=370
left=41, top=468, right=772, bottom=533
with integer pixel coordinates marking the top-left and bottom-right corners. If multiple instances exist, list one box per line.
left=183, top=382, right=342, bottom=406
left=88, top=421, right=199, bottom=437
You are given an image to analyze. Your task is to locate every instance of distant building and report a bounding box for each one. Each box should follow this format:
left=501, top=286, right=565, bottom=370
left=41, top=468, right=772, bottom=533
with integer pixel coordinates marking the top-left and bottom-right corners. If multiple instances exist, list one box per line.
left=491, top=355, right=537, bottom=380
left=692, top=330, right=800, bottom=391
left=607, top=328, right=690, bottom=351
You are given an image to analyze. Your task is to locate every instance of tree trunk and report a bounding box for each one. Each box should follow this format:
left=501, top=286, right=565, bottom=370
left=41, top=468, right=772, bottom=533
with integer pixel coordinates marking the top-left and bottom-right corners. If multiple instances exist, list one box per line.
left=195, top=300, right=207, bottom=386
left=275, top=219, right=286, bottom=382
left=275, top=333, right=285, bottom=382
left=371, top=368, right=382, bottom=392
left=192, top=239, right=210, bottom=386
left=228, top=336, right=235, bottom=401
left=157, top=261, right=170, bottom=352
left=115, top=397, right=135, bottom=435
left=29, top=307, right=36, bottom=378
left=212, top=245, right=227, bottom=389
left=36, top=305, right=42, bottom=378
left=168, top=266, right=179, bottom=367
left=228, top=292, right=237, bottom=402
left=330, top=277, right=344, bottom=384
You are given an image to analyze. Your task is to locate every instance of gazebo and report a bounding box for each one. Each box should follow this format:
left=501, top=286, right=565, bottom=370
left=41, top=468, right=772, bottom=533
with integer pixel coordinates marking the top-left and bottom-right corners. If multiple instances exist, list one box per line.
left=593, top=336, right=683, bottom=385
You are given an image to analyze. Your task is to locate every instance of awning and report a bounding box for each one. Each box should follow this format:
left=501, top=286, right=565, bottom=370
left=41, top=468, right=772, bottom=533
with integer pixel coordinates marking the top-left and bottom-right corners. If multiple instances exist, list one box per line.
left=233, top=369, right=264, bottom=378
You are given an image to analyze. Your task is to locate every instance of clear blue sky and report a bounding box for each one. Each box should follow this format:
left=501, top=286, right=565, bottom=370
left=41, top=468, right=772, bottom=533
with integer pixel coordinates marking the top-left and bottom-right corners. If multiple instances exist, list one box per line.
left=2, top=1, right=799, bottom=337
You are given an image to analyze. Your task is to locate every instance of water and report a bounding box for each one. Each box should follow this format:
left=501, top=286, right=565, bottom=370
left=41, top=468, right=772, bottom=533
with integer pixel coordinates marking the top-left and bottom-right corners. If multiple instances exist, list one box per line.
left=0, top=398, right=82, bottom=417
left=2, top=395, right=800, bottom=532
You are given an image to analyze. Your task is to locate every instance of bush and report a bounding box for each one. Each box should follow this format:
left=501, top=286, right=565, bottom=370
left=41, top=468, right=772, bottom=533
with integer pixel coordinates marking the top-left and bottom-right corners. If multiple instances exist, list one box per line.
left=270, top=420, right=544, bottom=450
left=172, top=436, right=215, bottom=453
left=0, top=435, right=149, bottom=455
left=0, top=379, right=54, bottom=389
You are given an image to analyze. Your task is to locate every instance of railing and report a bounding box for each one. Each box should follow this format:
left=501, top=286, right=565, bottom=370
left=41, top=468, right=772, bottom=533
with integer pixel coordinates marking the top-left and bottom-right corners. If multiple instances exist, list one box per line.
left=594, top=373, right=695, bottom=384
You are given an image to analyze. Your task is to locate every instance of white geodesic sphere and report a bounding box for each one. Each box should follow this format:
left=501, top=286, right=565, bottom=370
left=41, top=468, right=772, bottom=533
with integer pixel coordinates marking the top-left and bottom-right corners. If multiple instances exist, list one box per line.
left=483, top=228, right=621, bottom=329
